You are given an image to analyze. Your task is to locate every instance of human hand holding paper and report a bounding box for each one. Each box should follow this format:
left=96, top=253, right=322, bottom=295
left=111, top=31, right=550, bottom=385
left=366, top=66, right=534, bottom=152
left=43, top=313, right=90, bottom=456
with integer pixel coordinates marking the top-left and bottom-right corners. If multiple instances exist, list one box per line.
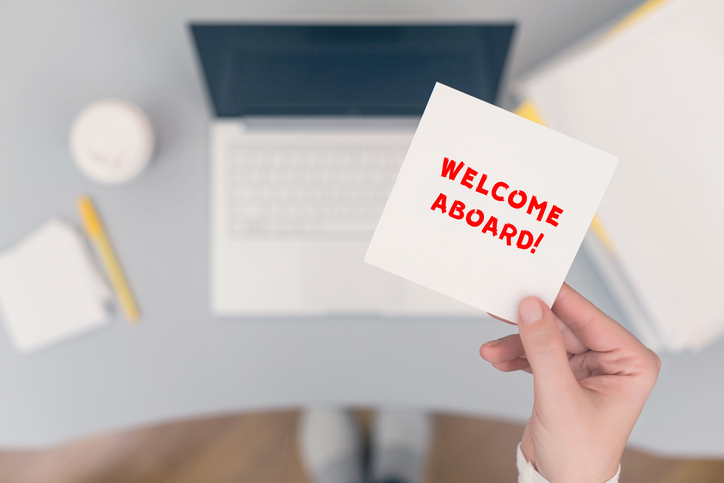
left=481, top=284, right=660, bottom=482
left=364, top=84, right=652, bottom=481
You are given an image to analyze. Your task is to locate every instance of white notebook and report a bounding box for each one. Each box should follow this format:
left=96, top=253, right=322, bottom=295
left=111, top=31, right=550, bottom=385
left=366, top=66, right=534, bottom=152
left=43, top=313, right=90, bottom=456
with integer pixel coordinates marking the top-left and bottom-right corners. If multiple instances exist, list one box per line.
left=517, top=0, right=724, bottom=351
left=0, top=219, right=111, bottom=353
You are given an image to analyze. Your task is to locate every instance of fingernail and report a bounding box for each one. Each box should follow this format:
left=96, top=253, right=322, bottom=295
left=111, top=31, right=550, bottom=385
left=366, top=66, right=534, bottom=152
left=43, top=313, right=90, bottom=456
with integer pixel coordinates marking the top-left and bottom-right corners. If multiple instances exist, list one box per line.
left=519, top=298, right=543, bottom=326
left=485, top=339, right=502, bottom=347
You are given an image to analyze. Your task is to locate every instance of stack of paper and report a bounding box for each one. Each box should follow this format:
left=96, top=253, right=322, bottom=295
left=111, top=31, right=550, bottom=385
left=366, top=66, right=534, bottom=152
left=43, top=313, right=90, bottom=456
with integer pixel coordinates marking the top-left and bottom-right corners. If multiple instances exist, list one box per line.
left=517, top=0, right=724, bottom=351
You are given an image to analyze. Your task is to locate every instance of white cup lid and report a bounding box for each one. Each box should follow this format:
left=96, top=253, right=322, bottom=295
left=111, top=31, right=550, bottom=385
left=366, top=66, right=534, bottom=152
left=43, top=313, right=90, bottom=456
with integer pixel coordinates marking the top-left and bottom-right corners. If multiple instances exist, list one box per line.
left=70, top=99, right=154, bottom=184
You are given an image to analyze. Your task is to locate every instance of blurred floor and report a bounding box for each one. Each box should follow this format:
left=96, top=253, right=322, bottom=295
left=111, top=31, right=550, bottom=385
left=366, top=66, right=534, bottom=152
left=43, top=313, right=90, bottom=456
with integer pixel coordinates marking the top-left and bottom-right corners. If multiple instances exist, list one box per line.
left=0, top=411, right=722, bottom=483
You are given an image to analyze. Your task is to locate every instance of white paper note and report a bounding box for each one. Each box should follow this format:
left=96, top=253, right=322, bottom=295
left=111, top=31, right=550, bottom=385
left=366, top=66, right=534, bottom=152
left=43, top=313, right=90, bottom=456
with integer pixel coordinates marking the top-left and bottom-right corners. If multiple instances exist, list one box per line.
left=365, top=83, right=618, bottom=321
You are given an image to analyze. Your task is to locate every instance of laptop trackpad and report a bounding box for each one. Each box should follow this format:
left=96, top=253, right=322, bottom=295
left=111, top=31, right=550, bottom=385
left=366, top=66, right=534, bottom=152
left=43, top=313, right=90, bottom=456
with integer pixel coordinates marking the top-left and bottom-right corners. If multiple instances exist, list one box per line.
left=303, top=242, right=403, bottom=309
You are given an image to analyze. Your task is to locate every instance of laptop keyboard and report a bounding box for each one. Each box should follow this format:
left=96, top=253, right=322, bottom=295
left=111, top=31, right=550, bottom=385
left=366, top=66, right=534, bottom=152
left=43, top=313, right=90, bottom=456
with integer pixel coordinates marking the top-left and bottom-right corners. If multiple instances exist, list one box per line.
left=228, top=144, right=407, bottom=238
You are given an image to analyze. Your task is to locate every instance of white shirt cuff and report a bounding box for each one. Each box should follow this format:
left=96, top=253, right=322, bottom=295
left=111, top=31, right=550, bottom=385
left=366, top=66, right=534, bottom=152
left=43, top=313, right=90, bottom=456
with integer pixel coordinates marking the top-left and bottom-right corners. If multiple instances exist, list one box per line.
left=516, top=443, right=621, bottom=483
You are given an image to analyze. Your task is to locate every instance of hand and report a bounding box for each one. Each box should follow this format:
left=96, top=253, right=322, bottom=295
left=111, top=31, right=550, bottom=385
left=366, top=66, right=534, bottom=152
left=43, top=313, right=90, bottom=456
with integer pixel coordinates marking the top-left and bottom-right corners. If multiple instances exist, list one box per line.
left=480, top=283, right=660, bottom=483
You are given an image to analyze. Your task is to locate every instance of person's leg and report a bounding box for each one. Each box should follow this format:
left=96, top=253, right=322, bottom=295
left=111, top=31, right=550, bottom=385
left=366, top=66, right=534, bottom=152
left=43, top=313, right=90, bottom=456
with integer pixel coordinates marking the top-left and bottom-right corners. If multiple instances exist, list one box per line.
left=370, top=409, right=433, bottom=483
left=298, top=408, right=365, bottom=483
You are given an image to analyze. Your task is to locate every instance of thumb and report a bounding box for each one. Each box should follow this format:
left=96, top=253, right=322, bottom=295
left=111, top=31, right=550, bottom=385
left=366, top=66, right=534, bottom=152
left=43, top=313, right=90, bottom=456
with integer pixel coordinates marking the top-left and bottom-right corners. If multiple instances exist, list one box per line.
left=518, top=297, right=578, bottom=397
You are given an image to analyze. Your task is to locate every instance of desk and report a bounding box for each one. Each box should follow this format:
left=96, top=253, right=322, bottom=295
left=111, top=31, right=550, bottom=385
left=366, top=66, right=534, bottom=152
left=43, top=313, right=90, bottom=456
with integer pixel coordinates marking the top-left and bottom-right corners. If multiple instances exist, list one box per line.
left=1, top=0, right=722, bottom=457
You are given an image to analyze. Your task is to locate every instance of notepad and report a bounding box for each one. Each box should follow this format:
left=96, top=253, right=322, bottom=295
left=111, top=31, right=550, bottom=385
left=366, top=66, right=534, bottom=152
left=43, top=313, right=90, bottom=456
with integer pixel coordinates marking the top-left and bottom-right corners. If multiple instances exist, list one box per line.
left=365, top=83, right=617, bottom=321
left=0, top=219, right=111, bottom=353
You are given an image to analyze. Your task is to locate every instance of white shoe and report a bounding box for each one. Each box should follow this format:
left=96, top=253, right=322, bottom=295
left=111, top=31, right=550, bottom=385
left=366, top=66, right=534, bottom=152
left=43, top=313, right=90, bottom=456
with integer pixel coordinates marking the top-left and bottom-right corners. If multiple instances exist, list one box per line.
left=298, top=408, right=364, bottom=483
left=370, top=409, right=433, bottom=483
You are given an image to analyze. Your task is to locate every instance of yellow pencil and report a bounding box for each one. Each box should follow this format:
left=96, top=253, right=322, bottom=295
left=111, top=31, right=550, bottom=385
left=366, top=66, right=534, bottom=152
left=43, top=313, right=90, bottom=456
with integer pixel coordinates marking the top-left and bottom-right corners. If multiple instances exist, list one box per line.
left=77, top=195, right=140, bottom=323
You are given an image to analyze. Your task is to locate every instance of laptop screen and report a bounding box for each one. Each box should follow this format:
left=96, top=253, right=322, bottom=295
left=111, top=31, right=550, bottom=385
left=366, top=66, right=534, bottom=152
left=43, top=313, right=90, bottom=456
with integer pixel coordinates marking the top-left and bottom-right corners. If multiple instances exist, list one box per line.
left=190, top=25, right=515, bottom=117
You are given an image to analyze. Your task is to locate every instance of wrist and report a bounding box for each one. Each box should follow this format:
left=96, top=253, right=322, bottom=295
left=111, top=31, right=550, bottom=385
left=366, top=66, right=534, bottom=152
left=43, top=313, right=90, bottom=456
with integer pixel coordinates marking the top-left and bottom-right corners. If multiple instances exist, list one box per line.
left=538, top=459, right=621, bottom=483
left=518, top=444, right=620, bottom=483
left=541, top=466, right=620, bottom=483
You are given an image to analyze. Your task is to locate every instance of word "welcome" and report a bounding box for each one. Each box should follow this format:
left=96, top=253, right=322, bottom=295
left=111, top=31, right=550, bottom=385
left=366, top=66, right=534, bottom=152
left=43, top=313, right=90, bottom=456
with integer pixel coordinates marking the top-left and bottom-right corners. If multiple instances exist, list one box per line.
left=441, top=157, right=563, bottom=227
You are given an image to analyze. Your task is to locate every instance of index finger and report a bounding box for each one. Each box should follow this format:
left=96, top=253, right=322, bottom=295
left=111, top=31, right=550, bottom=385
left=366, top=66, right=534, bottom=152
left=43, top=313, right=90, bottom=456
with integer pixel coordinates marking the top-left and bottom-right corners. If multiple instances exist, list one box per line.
left=552, top=283, right=643, bottom=352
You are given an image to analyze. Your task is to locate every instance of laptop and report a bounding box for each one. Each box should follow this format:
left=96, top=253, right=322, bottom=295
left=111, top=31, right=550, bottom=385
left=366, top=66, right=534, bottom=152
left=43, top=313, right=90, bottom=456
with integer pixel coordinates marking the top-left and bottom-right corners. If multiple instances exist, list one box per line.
left=190, top=24, right=515, bottom=316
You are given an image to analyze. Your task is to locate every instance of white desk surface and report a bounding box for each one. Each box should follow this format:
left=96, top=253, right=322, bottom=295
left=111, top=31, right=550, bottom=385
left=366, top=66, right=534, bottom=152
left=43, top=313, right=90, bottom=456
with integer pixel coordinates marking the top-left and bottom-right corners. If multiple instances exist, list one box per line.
left=2, top=0, right=723, bottom=457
